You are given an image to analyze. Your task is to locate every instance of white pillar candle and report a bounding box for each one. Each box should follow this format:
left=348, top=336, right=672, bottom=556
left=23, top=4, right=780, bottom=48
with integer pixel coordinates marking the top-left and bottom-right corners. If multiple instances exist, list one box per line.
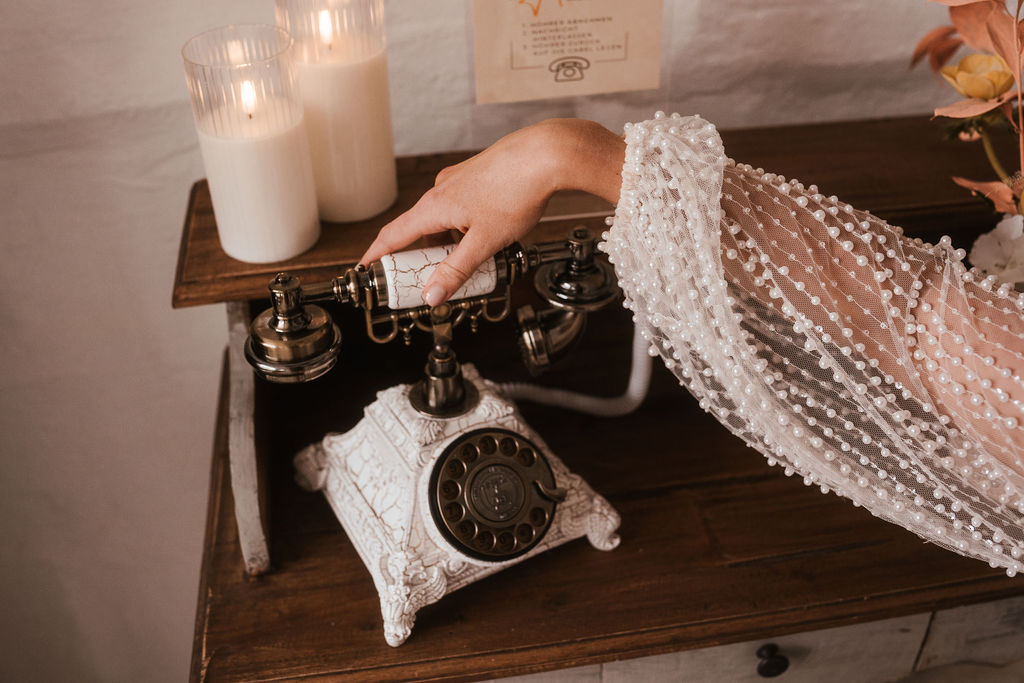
left=183, top=25, right=321, bottom=264
left=296, top=46, right=397, bottom=223
left=276, top=1, right=398, bottom=223
left=197, top=102, right=320, bottom=263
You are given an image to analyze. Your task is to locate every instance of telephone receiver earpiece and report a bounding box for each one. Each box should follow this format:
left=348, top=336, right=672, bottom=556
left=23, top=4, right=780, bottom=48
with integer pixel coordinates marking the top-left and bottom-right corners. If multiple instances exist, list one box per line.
left=245, top=273, right=343, bottom=383
left=515, top=227, right=618, bottom=374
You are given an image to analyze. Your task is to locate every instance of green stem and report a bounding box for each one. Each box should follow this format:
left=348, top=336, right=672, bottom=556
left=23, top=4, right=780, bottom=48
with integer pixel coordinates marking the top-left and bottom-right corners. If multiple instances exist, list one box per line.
left=980, top=126, right=1012, bottom=183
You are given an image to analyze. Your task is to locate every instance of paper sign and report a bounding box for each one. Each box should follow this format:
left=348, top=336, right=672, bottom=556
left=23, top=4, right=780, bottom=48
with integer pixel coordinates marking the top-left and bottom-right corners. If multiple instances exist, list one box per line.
left=472, top=0, right=662, bottom=104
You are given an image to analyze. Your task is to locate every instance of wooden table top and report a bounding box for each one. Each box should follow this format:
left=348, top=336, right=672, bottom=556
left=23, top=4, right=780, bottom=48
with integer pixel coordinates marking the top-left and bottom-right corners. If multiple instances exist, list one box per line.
left=187, top=115, right=1024, bottom=682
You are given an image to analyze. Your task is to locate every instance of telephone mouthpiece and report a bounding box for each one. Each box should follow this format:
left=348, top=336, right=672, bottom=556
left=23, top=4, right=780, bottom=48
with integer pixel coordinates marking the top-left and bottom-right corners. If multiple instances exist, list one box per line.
left=515, top=305, right=586, bottom=376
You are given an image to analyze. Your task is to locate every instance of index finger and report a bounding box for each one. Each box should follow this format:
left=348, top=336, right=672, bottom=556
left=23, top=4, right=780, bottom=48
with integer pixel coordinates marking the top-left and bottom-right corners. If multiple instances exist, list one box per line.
left=359, top=193, right=456, bottom=265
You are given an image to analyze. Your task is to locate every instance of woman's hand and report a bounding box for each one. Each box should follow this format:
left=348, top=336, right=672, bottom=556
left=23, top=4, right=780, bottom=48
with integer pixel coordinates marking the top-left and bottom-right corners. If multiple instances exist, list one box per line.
left=359, top=118, right=626, bottom=306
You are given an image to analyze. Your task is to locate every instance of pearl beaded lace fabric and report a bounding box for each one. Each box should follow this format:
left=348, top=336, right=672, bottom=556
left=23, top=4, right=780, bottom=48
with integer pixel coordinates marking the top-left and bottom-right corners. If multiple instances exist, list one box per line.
left=601, top=113, right=1024, bottom=575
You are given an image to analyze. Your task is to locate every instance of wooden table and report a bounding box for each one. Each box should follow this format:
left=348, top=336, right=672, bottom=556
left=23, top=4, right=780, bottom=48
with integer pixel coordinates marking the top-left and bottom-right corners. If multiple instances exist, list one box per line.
left=178, top=116, right=1024, bottom=681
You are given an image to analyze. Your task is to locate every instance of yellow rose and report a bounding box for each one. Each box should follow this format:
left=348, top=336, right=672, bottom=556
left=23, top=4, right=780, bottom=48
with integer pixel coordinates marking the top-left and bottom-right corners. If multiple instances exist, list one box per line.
left=941, top=54, right=1014, bottom=100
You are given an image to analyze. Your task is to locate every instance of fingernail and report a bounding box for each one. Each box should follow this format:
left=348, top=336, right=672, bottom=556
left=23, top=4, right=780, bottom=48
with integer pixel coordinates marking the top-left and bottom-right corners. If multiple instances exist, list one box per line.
left=423, top=284, right=446, bottom=307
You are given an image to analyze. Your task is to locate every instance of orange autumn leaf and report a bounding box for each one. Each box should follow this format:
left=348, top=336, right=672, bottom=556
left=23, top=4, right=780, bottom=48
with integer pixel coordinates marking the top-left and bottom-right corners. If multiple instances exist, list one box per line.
left=912, top=25, right=960, bottom=70
left=934, top=88, right=1018, bottom=117
left=930, top=35, right=967, bottom=71
left=983, top=10, right=1023, bottom=84
left=948, top=1, right=1006, bottom=55
left=952, top=176, right=1018, bottom=213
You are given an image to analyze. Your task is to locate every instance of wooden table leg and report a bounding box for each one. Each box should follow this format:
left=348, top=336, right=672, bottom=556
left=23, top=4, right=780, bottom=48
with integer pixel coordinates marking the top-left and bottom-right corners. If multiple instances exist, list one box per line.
left=226, top=301, right=270, bottom=575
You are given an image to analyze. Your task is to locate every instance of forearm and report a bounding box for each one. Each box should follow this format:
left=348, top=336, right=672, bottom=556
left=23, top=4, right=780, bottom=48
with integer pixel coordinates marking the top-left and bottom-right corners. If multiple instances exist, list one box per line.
left=540, top=118, right=626, bottom=204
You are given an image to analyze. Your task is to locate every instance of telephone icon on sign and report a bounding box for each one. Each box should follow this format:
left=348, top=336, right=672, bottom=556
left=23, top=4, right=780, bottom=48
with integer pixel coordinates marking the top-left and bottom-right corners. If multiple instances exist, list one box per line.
left=549, top=56, right=590, bottom=82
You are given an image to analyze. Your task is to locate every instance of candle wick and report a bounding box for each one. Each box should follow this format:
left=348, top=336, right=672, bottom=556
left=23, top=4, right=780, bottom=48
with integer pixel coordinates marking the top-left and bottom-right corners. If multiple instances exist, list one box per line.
left=248, top=113, right=253, bottom=120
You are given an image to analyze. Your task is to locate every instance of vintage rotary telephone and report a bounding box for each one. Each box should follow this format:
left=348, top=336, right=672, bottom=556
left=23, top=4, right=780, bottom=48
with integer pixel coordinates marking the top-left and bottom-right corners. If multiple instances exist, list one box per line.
left=245, top=226, right=637, bottom=646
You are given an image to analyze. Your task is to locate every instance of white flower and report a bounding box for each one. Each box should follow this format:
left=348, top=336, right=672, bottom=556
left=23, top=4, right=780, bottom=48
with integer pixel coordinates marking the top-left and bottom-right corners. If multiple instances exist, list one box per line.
left=969, top=214, right=1024, bottom=284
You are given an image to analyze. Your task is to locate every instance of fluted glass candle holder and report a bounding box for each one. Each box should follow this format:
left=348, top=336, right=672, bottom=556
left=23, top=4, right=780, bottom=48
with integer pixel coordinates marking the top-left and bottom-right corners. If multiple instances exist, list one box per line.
left=275, top=0, right=397, bottom=222
left=183, top=24, right=320, bottom=263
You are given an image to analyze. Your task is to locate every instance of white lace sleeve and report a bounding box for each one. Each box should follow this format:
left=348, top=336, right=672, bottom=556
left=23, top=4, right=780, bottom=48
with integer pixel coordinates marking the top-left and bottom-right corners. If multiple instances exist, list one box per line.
left=601, top=112, right=1024, bottom=576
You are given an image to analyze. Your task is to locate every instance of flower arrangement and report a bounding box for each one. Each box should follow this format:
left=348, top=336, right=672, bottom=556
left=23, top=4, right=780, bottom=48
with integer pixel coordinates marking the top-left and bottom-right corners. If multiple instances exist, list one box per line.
left=914, top=0, right=1024, bottom=283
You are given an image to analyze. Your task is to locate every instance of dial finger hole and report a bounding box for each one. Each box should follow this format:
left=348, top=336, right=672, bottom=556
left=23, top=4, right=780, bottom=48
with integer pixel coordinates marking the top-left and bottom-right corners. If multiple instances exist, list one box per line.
left=445, top=459, right=466, bottom=478
left=457, top=520, right=477, bottom=538
left=459, top=442, right=479, bottom=464
left=478, top=435, right=497, bottom=455
left=444, top=502, right=464, bottom=522
left=516, top=447, right=535, bottom=468
left=474, top=530, right=495, bottom=551
left=516, top=523, right=534, bottom=544
left=529, top=507, right=548, bottom=527
left=499, top=437, right=517, bottom=456
left=440, top=480, right=461, bottom=500
left=497, top=531, right=516, bottom=552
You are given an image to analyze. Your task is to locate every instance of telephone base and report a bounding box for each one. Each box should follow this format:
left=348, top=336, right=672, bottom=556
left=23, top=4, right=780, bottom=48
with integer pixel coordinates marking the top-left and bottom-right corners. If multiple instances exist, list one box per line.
left=294, top=364, right=621, bottom=647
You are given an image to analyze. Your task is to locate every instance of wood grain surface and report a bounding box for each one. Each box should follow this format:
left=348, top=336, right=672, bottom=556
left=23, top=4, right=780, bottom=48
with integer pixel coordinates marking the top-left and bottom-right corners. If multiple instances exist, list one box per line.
left=173, top=115, right=1009, bottom=308
left=193, top=300, right=1022, bottom=682
left=186, top=116, right=1024, bottom=682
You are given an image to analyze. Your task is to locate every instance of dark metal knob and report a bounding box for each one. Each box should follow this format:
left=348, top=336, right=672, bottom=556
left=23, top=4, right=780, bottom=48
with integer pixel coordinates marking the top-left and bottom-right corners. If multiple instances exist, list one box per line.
left=245, top=274, right=342, bottom=383
left=268, top=273, right=305, bottom=329
left=533, top=226, right=619, bottom=312
left=756, top=643, right=789, bottom=678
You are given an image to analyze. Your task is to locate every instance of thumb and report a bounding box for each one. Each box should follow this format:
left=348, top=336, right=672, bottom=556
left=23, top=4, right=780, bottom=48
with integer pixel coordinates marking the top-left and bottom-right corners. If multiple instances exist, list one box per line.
left=422, top=229, right=498, bottom=307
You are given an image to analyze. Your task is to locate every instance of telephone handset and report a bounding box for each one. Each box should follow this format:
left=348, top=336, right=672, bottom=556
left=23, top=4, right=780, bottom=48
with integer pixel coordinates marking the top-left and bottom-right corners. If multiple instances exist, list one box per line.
left=245, top=226, right=619, bottom=409
left=247, top=227, right=623, bottom=646
left=549, top=56, right=590, bottom=82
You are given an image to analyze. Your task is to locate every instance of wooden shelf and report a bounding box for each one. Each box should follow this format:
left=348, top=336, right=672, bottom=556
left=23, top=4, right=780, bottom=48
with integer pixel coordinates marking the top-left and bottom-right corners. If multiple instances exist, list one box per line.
left=186, top=115, right=1024, bottom=681
left=173, top=115, right=1003, bottom=309
left=172, top=153, right=613, bottom=308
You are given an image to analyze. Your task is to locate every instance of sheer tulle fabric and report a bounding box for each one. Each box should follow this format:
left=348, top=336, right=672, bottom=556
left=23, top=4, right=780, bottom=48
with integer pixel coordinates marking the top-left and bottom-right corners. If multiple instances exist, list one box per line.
left=601, top=113, right=1024, bottom=575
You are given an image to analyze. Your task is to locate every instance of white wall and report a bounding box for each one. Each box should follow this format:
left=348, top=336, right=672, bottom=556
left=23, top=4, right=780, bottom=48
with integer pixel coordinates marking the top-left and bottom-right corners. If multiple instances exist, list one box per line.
left=0, top=1, right=950, bottom=681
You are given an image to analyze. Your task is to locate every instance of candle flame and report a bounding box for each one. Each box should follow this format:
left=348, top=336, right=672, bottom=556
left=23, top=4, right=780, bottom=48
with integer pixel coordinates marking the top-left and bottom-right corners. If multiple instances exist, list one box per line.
left=318, top=10, right=333, bottom=48
left=240, top=80, right=257, bottom=117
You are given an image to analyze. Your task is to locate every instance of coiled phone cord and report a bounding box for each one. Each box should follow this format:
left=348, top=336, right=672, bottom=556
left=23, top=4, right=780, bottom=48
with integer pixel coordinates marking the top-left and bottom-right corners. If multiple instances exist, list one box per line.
left=497, top=323, right=652, bottom=417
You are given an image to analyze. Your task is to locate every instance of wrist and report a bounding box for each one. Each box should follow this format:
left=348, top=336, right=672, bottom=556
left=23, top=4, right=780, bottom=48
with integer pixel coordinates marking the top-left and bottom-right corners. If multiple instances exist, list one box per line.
left=536, top=118, right=626, bottom=204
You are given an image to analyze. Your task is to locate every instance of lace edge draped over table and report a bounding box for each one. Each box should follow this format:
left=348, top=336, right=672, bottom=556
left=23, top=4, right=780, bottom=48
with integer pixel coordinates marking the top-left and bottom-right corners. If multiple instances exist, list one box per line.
left=602, top=113, right=1024, bottom=576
